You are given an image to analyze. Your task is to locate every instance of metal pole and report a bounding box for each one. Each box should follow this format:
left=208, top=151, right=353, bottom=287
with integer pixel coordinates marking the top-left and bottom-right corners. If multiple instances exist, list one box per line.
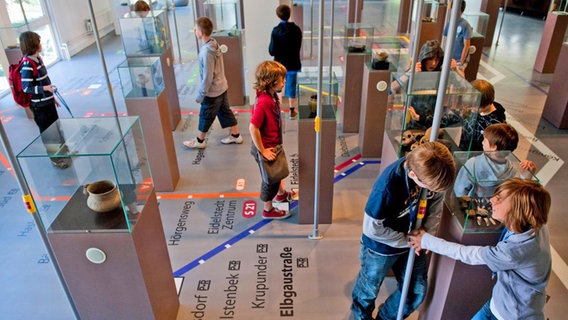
left=407, top=0, right=424, bottom=96
left=396, top=1, right=462, bottom=319
left=310, top=0, right=314, bottom=58
left=329, top=0, right=335, bottom=105
left=406, top=0, right=413, bottom=34
left=0, top=122, right=80, bottom=319
left=353, top=0, right=359, bottom=37
left=495, top=0, right=508, bottom=46
left=87, top=0, right=121, bottom=120
left=191, top=0, right=201, bottom=54
left=170, top=1, right=183, bottom=62
left=18, top=0, right=30, bottom=31
left=309, top=0, right=325, bottom=241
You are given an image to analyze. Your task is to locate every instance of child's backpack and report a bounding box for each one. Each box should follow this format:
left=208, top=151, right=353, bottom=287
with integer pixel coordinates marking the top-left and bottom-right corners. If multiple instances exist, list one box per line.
left=8, top=57, right=37, bottom=108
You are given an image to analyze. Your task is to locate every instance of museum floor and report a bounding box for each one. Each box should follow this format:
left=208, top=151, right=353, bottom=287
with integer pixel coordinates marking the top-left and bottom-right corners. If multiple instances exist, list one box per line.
left=1, top=2, right=568, bottom=320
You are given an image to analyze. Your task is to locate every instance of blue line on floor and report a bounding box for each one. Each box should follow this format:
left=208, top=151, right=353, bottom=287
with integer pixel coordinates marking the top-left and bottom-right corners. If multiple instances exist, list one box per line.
left=173, top=158, right=381, bottom=276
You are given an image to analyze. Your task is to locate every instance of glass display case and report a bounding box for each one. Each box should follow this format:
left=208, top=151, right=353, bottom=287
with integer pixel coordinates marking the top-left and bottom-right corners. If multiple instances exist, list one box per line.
left=446, top=150, right=539, bottom=233
left=17, top=117, right=152, bottom=234
left=463, top=11, right=489, bottom=38
left=118, top=56, right=165, bottom=98
left=386, top=70, right=481, bottom=156
left=367, top=36, right=409, bottom=73
left=296, top=69, right=339, bottom=118
left=343, top=23, right=375, bottom=52
left=413, top=0, right=440, bottom=23
left=204, top=0, right=240, bottom=31
left=119, top=10, right=169, bottom=56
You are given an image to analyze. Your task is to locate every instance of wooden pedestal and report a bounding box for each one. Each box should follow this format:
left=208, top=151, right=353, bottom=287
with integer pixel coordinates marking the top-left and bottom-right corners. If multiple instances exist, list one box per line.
left=481, top=0, right=500, bottom=46
left=347, top=0, right=363, bottom=24
left=215, top=33, right=246, bottom=106
left=359, top=65, right=390, bottom=157
left=419, top=205, right=499, bottom=320
left=464, top=34, right=485, bottom=82
left=291, top=4, right=304, bottom=60
left=398, top=0, right=412, bottom=34
left=341, top=51, right=368, bottom=133
left=543, top=43, right=568, bottom=129
left=47, top=189, right=179, bottom=320
left=380, top=131, right=399, bottom=176
left=160, top=46, right=182, bottom=130
left=416, top=4, right=447, bottom=52
left=125, top=91, right=180, bottom=191
left=534, top=11, right=568, bottom=73
left=298, top=104, right=336, bottom=224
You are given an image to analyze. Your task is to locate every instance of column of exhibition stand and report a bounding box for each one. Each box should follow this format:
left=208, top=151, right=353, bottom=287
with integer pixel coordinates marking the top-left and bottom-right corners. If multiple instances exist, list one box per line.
left=118, top=10, right=180, bottom=192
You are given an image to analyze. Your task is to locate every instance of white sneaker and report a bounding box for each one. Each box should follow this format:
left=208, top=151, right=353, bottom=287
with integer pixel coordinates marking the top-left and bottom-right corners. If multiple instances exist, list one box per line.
left=183, top=138, right=206, bottom=149
left=221, top=134, right=244, bottom=144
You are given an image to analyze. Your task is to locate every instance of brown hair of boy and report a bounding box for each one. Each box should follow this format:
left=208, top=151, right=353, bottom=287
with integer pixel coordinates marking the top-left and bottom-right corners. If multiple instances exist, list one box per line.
left=133, top=0, right=150, bottom=12
left=276, top=4, right=291, bottom=21
left=196, top=17, right=214, bottom=37
left=493, top=178, right=550, bottom=233
left=19, top=31, right=41, bottom=56
left=471, top=79, right=495, bottom=108
left=253, top=61, right=287, bottom=94
left=406, top=141, right=456, bottom=192
left=484, top=123, right=519, bottom=151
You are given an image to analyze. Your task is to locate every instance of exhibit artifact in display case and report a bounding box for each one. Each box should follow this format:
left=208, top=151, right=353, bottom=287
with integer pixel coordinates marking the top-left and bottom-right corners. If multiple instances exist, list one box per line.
left=17, top=117, right=151, bottom=233
left=446, top=150, right=539, bottom=233
left=118, top=56, right=165, bottom=98
left=343, top=23, right=375, bottom=52
left=296, top=69, right=339, bottom=118
left=386, top=70, right=481, bottom=156
left=119, top=10, right=169, bottom=56
left=368, top=36, right=407, bottom=72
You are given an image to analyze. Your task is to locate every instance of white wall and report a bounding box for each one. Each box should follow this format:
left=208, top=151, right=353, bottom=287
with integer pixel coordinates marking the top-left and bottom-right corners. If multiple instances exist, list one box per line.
left=242, top=0, right=280, bottom=104
left=50, top=0, right=116, bottom=57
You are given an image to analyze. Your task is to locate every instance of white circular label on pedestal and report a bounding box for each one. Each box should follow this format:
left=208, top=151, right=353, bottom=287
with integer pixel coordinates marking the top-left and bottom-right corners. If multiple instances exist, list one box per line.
left=220, top=44, right=229, bottom=53
left=376, top=81, right=388, bottom=92
left=86, top=247, right=107, bottom=264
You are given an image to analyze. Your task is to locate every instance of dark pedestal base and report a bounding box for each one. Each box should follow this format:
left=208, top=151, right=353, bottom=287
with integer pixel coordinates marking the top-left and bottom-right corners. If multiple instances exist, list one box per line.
left=126, top=91, right=180, bottom=191
left=47, top=189, right=179, bottom=320
left=543, top=43, right=568, bottom=128
left=419, top=205, right=499, bottom=320
left=534, top=11, right=568, bottom=73
left=298, top=104, right=336, bottom=224
left=341, top=51, right=368, bottom=133
left=359, top=66, right=390, bottom=157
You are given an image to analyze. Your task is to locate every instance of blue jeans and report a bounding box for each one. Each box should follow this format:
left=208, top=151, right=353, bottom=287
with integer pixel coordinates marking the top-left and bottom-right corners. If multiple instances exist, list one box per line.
left=471, top=300, right=498, bottom=320
left=350, top=244, right=428, bottom=320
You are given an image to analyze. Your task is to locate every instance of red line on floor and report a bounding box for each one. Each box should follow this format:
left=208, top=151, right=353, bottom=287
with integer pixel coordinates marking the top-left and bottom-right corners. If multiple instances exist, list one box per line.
left=157, top=192, right=260, bottom=199
left=334, top=154, right=362, bottom=171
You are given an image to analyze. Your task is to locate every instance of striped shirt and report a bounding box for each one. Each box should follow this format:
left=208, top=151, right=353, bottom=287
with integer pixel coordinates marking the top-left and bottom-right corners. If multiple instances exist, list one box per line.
left=20, top=56, right=54, bottom=104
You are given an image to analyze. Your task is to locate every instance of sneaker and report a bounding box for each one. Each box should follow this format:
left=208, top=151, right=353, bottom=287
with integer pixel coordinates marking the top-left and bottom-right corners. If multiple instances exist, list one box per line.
left=221, top=134, right=244, bottom=144
left=183, top=138, right=206, bottom=149
left=262, top=207, right=291, bottom=220
left=274, top=190, right=297, bottom=203
left=289, top=109, right=298, bottom=120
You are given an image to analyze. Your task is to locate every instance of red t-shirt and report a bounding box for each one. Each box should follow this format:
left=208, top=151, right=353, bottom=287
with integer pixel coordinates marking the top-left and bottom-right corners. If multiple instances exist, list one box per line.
left=250, top=91, right=282, bottom=149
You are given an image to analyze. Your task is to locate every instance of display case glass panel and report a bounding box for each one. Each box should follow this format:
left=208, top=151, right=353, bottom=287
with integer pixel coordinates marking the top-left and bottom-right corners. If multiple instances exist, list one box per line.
left=386, top=71, right=481, bottom=156
left=118, top=56, right=165, bottom=98
left=343, top=23, right=375, bottom=52
left=446, top=150, right=539, bottom=233
left=463, top=11, right=489, bottom=38
left=367, top=36, right=409, bottom=73
left=413, top=0, right=440, bottom=23
left=296, top=69, right=339, bottom=118
left=204, top=0, right=240, bottom=31
left=17, top=117, right=152, bottom=234
left=119, top=10, right=169, bottom=56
